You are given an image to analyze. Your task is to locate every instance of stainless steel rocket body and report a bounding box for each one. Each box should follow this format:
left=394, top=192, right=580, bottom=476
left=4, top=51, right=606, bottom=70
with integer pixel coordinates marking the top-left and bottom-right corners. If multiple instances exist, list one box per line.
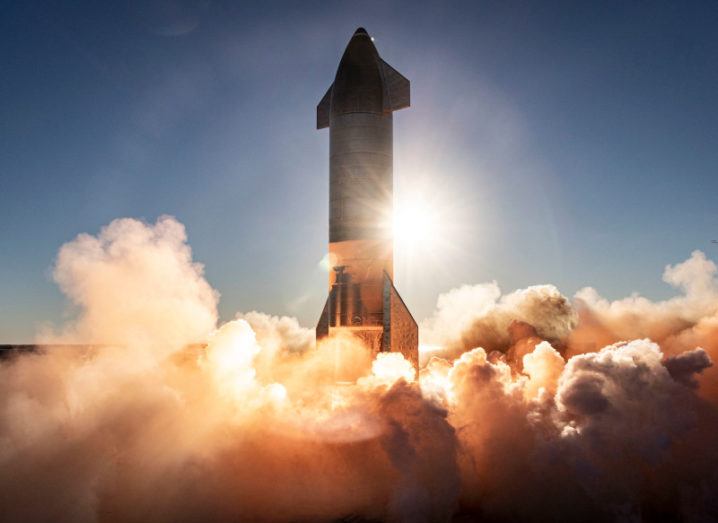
left=329, top=112, right=393, bottom=243
left=315, top=28, right=418, bottom=367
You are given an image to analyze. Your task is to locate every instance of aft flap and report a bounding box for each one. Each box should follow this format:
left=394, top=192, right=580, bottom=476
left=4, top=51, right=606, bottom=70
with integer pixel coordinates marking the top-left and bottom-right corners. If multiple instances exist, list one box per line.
left=317, top=84, right=333, bottom=129
left=381, top=59, right=410, bottom=112
left=315, top=293, right=330, bottom=340
left=381, top=272, right=419, bottom=367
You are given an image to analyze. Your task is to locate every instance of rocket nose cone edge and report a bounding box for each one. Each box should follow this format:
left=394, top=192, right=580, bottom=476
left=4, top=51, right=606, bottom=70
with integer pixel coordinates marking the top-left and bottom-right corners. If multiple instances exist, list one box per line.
left=354, top=27, right=369, bottom=36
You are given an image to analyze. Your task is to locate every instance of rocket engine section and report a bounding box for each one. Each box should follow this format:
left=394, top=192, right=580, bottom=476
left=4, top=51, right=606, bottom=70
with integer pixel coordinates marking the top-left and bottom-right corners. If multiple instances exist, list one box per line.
left=316, top=28, right=418, bottom=368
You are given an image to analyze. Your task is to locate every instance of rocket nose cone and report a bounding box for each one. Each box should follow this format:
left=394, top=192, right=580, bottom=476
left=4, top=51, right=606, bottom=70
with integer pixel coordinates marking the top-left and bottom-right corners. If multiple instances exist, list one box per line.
left=331, top=26, right=383, bottom=115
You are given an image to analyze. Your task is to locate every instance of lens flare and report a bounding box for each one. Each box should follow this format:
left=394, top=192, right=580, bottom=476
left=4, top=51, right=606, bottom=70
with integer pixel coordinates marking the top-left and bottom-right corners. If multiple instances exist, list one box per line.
left=393, top=194, right=440, bottom=249
left=389, top=179, right=465, bottom=289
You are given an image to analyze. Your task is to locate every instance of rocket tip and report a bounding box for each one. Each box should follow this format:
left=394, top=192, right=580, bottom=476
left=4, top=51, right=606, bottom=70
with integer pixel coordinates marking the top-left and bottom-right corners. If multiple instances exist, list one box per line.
left=354, top=27, right=368, bottom=35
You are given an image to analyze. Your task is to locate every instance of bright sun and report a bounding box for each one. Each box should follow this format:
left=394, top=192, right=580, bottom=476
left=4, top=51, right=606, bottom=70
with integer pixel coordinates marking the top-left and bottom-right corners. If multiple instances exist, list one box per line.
left=392, top=195, right=440, bottom=249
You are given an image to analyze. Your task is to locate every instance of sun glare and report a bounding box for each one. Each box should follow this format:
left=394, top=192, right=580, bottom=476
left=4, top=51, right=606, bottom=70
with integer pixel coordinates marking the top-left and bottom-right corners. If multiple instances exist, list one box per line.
left=393, top=195, right=440, bottom=249
left=389, top=182, right=462, bottom=285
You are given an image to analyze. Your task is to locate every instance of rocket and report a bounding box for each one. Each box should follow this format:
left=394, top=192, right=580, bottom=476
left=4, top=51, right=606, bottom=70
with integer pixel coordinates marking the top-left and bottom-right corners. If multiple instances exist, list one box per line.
left=315, top=27, right=418, bottom=367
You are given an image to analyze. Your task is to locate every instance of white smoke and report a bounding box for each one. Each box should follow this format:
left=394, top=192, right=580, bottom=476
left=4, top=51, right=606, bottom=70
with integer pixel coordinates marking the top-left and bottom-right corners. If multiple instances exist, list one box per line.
left=42, top=215, right=218, bottom=355
left=1, top=217, right=717, bottom=522
left=420, top=282, right=576, bottom=364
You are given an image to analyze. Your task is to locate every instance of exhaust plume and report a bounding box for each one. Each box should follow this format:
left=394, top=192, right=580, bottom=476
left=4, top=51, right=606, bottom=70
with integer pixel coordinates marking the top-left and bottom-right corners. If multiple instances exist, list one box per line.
left=1, top=216, right=717, bottom=522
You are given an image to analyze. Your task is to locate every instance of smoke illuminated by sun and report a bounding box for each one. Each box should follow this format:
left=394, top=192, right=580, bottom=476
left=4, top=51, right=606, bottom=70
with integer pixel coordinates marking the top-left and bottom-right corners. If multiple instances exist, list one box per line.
left=1, top=215, right=716, bottom=522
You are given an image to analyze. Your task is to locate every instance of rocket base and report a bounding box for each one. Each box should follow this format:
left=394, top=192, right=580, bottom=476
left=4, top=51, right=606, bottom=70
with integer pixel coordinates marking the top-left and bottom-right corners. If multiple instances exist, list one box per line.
left=316, top=272, right=418, bottom=368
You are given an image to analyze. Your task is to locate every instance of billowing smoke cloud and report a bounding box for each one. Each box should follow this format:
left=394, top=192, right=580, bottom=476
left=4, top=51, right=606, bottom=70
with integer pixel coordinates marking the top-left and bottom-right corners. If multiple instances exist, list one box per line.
left=568, top=250, right=718, bottom=402
left=1, top=217, right=717, bottom=522
left=42, top=216, right=218, bottom=356
left=420, top=282, right=577, bottom=365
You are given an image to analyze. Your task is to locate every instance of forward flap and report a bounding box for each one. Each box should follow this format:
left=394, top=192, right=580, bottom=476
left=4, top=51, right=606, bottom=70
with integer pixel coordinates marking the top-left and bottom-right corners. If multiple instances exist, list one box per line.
left=381, top=59, right=410, bottom=112
left=317, top=84, right=333, bottom=129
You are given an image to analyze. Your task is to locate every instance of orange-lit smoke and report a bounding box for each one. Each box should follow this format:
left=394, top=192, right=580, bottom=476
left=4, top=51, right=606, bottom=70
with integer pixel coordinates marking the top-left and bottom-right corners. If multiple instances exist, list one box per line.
left=1, top=216, right=717, bottom=522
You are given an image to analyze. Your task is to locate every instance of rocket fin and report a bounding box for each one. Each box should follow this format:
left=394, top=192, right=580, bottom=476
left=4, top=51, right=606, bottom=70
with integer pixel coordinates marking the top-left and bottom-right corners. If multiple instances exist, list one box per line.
left=316, top=293, right=330, bottom=341
left=381, top=273, right=419, bottom=367
left=317, top=84, right=333, bottom=129
left=381, top=60, right=410, bottom=112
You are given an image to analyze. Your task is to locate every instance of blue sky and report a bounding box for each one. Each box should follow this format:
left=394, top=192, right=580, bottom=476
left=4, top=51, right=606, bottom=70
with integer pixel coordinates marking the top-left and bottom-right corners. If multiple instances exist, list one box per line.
left=2, top=1, right=717, bottom=343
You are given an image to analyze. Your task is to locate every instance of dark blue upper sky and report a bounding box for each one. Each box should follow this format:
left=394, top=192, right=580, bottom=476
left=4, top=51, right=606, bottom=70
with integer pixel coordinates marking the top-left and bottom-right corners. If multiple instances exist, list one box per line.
left=2, top=1, right=717, bottom=342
